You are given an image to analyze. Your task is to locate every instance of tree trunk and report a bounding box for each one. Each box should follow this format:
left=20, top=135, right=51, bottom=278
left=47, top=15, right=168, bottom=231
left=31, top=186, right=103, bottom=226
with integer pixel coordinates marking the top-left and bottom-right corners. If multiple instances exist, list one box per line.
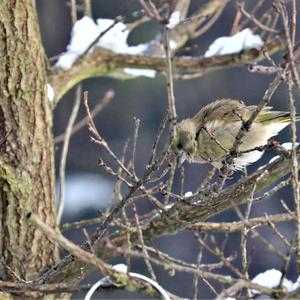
left=0, top=0, right=58, bottom=298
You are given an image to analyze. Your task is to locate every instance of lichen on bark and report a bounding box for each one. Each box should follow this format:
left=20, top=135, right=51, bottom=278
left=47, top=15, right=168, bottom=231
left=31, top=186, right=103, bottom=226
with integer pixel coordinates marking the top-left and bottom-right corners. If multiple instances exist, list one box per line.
left=0, top=1, right=59, bottom=298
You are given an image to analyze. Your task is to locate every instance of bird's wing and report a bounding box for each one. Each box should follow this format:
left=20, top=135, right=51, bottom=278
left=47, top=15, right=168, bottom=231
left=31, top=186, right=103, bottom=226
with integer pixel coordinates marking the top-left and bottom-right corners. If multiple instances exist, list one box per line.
left=193, top=100, right=274, bottom=157
left=194, top=99, right=275, bottom=125
left=193, top=99, right=246, bottom=124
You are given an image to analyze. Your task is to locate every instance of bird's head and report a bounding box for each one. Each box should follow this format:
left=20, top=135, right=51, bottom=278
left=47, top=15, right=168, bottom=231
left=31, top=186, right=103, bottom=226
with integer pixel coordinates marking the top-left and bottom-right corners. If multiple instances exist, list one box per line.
left=171, top=119, right=197, bottom=166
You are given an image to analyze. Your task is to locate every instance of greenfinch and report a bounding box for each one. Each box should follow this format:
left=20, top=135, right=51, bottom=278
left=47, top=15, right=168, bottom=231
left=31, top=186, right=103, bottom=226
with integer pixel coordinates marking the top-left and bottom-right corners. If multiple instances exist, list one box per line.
left=172, top=99, right=300, bottom=171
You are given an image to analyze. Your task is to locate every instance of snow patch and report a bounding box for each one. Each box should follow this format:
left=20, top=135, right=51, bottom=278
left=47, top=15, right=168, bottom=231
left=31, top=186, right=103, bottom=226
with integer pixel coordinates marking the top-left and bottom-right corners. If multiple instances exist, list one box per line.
left=166, top=11, right=180, bottom=29
left=282, top=142, right=300, bottom=150
left=170, top=40, right=177, bottom=49
left=184, top=191, right=193, bottom=197
left=292, top=276, right=300, bottom=291
left=124, top=68, right=156, bottom=78
left=55, top=16, right=156, bottom=78
left=165, top=203, right=174, bottom=210
left=252, top=269, right=294, bottom=293
left=113, top=263, right=128, bottom=273
left=47, top=84, right=55, bottom=102
left=204, top=28, right=263, bottom=57
left=257, top=164, right=266, bottom=171
left=268, top=155, right=280, bottom=164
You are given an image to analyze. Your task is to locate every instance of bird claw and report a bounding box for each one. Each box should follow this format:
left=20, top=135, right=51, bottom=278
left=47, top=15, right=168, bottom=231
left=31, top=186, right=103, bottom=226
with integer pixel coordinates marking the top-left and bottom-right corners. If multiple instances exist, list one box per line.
left=218, top=169, right=234, bottom=179
left=268, top=137, right=280, bottom=148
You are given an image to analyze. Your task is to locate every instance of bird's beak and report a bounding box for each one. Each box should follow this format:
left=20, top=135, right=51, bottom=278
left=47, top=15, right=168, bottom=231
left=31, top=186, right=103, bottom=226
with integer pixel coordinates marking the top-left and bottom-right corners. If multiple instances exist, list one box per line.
left=177, top=151, right=187, bottom=167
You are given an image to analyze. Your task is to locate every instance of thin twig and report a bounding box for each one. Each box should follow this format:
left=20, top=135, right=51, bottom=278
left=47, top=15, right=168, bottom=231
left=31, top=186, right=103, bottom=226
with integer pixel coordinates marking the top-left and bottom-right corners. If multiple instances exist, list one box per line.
left=265, top=214, right=292, bottom=248
left=241, top=176, right=259, bottom=298
left=187, top=213, right=296, bottom=233
left=287, top=80, right=300, bottom=270
left=80, top=19, right=120, bottom=59
left=98, top=158, right=133, bottom=188
left=291, top=0, right=297, bottom=49
left=55, top=90, right=114, bottom=144
left=251, top=230, right=287, bottom=260
left=239, top=0, right=265, bottom=29
left=133, top=204, right=157, bottom=281
left=237, top=2, right=279, bottom=33
left=193, top=0, right=227, bottom=38
left=163, top=157, right=176, bottom=205
left=230, top=7, right=242, bottom=35
left=180, top=165, right=185, bottom=196
left=70, top=0, right=77, bottom=25
left=57, top=84, right=82, bottom=225
left=164, top=27, right=177, bottom=135
left=197, top=235, right=244, bottom=278
left=83, top=91, right=133, bottom=179
left=253, top=177, right=291, bottom=202
left=148, top=109, right=169, bottom=166
left=83, top=0, right=92, bottom=17
left=278, top=1, right=300, bottom=92
left=132, top=117, right=140, bottom=177
left=192, top=233, right=205, bottom=300
left=139, top=0, right=163, bottom=22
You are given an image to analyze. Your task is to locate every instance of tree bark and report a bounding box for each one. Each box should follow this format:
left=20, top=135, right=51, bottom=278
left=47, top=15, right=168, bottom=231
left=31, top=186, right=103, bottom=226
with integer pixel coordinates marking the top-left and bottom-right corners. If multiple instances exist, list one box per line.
left=0, top=0, right=58, bottom=298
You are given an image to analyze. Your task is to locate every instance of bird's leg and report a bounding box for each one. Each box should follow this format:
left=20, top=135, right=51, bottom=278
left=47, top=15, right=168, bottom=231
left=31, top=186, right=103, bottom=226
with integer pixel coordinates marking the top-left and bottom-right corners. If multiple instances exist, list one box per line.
left=268, top=137, right=289, bottom=155
left=267, top=137, right=280, bottom=148
left=218, top=168, right=234, bottom=178
left=237, top=138, right=280, bottom=155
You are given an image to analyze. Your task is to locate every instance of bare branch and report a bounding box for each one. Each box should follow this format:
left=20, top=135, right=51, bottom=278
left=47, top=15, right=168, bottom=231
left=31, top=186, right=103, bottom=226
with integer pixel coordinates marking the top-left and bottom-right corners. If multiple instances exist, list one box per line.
left=49, top=39, right=283, bottom=105
left=54, top=90, right=114, bottom=144
left=57, top=84, right=82, bottom=225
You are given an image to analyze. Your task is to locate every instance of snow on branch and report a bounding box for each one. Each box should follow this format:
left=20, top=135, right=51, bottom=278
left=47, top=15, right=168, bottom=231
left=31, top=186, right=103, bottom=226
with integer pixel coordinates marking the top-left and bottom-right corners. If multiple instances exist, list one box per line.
left=204, top=28, right=264, bottom=57
left=55, top=16, right=155, bottom=78
left=252, top=269, right=295, bottom=294
left=166, top=11, right=181, bottom=29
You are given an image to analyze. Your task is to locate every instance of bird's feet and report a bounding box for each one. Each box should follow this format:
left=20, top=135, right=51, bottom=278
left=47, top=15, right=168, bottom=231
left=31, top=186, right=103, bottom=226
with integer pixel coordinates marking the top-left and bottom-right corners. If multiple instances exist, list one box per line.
left=218, top=169, right=234, bottom=179
left=267, top=137, right=280, bottom=148
left=267, top=138, right=289, bottom=154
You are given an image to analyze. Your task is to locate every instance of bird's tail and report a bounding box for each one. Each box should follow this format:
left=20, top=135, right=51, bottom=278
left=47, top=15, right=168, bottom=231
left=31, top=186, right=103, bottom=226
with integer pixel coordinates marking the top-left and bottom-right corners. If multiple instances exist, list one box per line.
left=258, top=111, right=300, bottom=124
left=276, top=112, right=300, bottom=123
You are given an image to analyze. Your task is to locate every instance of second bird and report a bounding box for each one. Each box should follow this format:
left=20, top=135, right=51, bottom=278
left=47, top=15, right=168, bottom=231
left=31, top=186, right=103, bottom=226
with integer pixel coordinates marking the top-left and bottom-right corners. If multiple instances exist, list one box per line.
left=172, top=99, right=299, bottom=171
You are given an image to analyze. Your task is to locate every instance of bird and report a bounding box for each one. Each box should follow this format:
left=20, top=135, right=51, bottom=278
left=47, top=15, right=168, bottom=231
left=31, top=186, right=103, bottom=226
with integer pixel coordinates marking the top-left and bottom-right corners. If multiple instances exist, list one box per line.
left=172, top=99, right=300, bottom=171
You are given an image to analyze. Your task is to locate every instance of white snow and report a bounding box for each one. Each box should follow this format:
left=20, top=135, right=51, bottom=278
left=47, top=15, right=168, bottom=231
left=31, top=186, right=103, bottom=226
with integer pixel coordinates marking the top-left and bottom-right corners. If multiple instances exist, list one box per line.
left=184, top=191, right=193, bottom=197
left=124, top=68, right=156, bottom=78
left=282, top=142, right=300, bottom=150
left=170, top=40, right=177, bottom=49
left=204, top=28, right=264, bottom=58
left=292, top=276, right=300, bottom=291
left=258, top=141, right=300, bottom=169
left=47, top=84, right=55, bottom=102
left=268, top=155, right=280, bottom=164
left=257, top=164, right=266, bottom=171
left=166, top=11, right=180, bottom=29
left=113, top=263, right=128, bottom=273
left=252, top=269, right=294, bottom=293
left=56, top=17, right=99, bottom=69
left=55, top=16, right=156, bottom=78
left=165, top=203, right=174, bottom=210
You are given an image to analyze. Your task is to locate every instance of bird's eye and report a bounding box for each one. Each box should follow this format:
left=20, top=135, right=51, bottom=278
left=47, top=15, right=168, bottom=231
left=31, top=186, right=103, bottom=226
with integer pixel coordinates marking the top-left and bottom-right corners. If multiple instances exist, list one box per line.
left=177, top=143, right=183, bottom=150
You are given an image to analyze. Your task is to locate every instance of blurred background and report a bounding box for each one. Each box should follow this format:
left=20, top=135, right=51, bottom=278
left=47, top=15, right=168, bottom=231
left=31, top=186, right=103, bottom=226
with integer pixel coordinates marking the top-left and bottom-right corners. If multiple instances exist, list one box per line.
left=36, top=1, right=299, bottom=298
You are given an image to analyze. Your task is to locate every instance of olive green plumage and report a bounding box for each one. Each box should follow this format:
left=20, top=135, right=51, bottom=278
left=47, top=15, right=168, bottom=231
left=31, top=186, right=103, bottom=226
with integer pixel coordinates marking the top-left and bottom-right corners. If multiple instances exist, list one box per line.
left=172, top=99, right=300, bottom=170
